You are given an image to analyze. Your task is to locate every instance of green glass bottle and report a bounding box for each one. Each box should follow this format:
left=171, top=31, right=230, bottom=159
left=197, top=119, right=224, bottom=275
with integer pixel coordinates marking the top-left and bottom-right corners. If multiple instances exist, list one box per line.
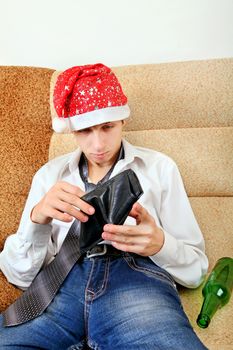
left=197, top=257, right=233, bottom=328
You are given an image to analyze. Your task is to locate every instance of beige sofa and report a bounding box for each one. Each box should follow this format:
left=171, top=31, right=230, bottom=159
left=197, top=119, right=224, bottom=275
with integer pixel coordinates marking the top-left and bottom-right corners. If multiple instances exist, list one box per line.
left=0, top=59, right=232, bottom=349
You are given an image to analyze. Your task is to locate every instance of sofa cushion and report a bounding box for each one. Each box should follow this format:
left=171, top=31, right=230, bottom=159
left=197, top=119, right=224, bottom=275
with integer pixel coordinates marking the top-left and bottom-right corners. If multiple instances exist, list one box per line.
left=180, top=197, right=233, bottom=348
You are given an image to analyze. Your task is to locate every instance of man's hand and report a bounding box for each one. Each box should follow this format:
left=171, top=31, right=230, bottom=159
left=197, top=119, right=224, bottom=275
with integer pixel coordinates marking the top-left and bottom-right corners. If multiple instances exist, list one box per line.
left=31, top=181, right=95, bottom=225
left=102, top=202, right=164, bottom=256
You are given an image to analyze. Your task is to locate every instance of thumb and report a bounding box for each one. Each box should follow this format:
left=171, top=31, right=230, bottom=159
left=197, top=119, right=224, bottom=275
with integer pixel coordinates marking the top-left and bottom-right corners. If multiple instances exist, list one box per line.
left=129, top=202, right=147, bottom=224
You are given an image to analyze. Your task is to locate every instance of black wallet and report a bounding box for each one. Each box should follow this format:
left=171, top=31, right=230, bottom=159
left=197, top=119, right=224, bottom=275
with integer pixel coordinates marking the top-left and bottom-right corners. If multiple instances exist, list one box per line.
left=79, top=169, right=143, bottom=252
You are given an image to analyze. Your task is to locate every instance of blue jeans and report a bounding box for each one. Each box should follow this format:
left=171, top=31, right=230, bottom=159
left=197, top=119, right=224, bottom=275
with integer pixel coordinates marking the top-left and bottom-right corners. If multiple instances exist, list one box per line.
left=0, top=253, right=207, bottom=349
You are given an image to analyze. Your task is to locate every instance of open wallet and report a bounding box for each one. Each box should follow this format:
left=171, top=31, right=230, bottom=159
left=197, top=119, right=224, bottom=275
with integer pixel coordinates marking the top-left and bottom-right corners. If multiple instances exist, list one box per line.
left=79, top=168, right=144, bottom=252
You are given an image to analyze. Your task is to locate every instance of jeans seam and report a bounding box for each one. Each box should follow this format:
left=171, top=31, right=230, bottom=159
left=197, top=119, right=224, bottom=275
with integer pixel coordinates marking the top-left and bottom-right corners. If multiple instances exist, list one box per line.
left=93, top=257, right=110, bottom=299
left=84, top=259, right=95, bottom=340
left=124, top=256, right=177, bottom=289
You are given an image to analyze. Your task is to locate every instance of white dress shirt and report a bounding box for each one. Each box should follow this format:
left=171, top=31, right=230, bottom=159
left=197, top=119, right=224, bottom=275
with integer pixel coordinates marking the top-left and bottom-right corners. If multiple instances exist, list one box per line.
left=0, top=139, right=208, bottom=289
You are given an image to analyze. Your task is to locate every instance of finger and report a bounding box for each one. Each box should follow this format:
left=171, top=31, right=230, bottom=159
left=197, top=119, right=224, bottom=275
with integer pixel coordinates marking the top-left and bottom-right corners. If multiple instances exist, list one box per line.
left=128, top=202, right=140, bottom=216
left=53, top=200, right=89, bottom=222
left=58, top=181, right=86, bottom=197
left=129, top=202, right=151, bottom=224
left=111, top=241, right=135, bottom=252
left=102, top=231, right=133, bottom=243
left=103, top=224, right=142, bottom=236
left=58, top=182, right=95, bottom=214
left=102, top=230, right=149, bottom=245
left=48, top=209, right=74, bottom=223
left=58, top=191, right=95, bottom=215
left=111, top=241, right=145, bottom=255
left=128, top=202, right=143, bottom=218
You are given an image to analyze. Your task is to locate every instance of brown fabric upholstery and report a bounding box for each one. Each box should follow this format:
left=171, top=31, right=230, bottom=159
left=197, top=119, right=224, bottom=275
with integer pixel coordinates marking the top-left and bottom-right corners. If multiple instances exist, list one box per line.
left=0, top=59, right=232, bottom=349
left=0, top=66, right=54, bottom=307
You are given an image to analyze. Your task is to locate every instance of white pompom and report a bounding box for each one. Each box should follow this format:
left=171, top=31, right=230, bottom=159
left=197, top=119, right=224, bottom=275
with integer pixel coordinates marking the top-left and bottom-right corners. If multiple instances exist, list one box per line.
left=52, top=117, right=69, bottom=133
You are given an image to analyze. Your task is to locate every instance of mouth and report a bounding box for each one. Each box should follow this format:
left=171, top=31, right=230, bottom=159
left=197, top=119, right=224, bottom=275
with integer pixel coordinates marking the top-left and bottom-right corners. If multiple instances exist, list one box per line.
left=92, top=152, right=109, bottom=158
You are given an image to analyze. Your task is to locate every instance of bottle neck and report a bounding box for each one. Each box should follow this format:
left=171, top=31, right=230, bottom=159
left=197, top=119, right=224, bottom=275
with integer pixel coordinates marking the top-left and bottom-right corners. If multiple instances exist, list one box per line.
left=197, top=293, right=221, bottom=328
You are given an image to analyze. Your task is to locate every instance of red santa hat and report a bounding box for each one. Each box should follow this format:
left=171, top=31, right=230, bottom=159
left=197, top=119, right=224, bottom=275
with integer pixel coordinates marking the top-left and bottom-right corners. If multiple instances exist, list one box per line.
left=51, top=63, right=130, bottom=133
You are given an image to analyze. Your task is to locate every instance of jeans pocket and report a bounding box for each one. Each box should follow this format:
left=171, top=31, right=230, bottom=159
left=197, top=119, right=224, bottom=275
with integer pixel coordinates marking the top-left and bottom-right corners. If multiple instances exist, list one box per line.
left=124, top=256, right=177, bottom=289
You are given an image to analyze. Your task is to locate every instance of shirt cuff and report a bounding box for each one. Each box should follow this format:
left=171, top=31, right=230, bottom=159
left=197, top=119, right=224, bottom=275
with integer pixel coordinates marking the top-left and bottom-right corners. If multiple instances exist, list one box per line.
left=149, top=230, right=178, bottom=266
left=24, top=220, right=52, bottom=246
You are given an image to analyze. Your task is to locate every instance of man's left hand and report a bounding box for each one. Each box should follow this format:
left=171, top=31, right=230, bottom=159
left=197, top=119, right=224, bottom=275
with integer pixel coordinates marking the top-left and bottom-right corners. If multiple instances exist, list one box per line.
left=102, top=202, right=165, bottom=256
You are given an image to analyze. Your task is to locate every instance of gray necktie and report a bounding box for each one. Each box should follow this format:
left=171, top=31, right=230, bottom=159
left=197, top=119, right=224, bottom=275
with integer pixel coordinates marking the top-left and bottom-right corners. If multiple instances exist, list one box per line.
left=3, top=219, right=82, bottom=326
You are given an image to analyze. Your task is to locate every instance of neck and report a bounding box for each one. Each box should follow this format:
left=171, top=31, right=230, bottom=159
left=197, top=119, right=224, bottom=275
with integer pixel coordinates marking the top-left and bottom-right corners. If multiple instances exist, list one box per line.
left=88, top=156, right=117, bottom=170
left=87, top=154, right=118, bottom=184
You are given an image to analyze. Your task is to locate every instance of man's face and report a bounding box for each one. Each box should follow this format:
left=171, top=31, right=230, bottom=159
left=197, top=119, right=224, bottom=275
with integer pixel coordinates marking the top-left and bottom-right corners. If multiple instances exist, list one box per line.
left=73, top=120, right=124, bottom=166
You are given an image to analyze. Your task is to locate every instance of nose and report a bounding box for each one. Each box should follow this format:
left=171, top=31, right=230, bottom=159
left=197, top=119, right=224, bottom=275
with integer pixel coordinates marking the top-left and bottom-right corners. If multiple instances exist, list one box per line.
left=92, top=130, right=105, bottom=152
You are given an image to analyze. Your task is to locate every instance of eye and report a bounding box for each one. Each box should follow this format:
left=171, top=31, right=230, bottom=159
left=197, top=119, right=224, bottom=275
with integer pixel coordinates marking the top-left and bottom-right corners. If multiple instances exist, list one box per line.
left=103, top=124, right=114, bottom=130
left=78, top=128, right=91, bottom=133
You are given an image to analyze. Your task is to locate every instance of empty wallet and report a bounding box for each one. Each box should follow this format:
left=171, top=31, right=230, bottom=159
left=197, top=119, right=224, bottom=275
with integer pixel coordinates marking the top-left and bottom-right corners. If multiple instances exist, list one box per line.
left=79, top=169, right=143, bottom=252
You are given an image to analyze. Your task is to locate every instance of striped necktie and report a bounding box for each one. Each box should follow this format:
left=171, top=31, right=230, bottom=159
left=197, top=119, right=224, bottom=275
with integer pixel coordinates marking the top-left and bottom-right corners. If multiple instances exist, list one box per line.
left=3, top=218, right=82, bottom=326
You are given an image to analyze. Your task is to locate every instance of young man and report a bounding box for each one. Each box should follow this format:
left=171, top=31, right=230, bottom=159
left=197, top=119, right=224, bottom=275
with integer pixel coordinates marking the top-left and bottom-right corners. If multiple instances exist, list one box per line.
left=0, top=63, right=208, bottom=349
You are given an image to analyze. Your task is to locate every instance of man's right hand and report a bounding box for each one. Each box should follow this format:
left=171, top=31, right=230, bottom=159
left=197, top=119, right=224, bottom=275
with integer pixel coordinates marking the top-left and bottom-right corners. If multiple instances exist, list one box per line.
left=30, top=181, right=95, bottom=224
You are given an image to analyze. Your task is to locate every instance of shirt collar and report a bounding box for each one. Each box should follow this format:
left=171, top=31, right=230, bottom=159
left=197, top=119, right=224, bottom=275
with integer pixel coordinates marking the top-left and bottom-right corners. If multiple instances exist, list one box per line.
left=68, top=147, right=83, bottom=173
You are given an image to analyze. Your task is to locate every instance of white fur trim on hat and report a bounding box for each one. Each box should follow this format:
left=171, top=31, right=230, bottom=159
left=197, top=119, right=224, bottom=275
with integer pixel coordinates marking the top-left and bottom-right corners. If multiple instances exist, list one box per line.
left=52, top=104, right=130, bottom=133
